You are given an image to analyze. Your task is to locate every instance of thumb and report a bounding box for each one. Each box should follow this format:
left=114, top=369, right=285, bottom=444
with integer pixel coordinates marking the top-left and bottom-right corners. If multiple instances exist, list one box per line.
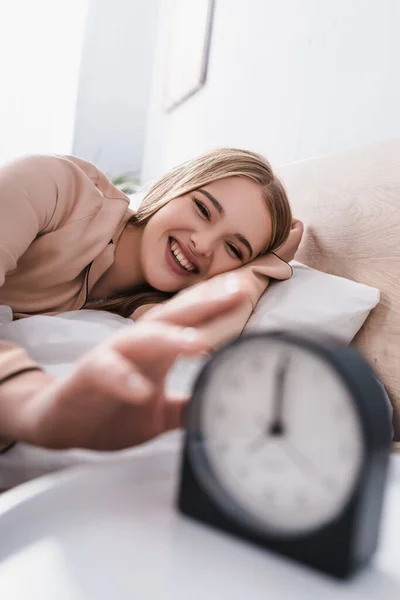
left=163, top=393, right=190, bottom=432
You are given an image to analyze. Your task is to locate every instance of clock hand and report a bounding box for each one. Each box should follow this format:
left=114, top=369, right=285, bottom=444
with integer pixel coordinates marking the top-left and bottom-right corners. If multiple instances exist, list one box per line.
left=248, top=356, right=290, bottom=452
left=282, top=438, right=329, bottom=487
left=269, top=357, right=290, bottom=436
left=248, top=434, right=268, bottom=453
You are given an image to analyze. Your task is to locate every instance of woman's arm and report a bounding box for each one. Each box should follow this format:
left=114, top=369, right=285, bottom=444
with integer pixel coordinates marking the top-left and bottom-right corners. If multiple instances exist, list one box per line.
left=0, top=275, right=248, bottom=450
left=0, top=154, right=86, bottom=374
left=0, top=154, right=71, bottom=287
left=0, top=154, right=79, bottom=448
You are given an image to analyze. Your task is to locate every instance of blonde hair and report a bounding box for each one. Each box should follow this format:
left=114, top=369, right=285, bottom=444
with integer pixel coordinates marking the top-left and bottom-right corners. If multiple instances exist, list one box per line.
left=84, top=148, right=292, bottom=318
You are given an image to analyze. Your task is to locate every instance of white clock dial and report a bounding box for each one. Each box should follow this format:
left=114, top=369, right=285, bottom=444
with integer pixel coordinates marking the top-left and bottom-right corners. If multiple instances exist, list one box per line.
left=191, top=338, right=364, bottom=536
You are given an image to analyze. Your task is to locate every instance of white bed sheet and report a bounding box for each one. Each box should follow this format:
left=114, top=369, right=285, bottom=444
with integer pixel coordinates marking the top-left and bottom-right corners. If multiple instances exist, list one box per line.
left=0, top=305, right=392, bottom=490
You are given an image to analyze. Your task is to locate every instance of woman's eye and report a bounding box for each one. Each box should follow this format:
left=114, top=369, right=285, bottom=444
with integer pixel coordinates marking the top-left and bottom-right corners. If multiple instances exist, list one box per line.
left=226, top=242, right=243, bottom=260
left=194, top=199, right=210, bottom=221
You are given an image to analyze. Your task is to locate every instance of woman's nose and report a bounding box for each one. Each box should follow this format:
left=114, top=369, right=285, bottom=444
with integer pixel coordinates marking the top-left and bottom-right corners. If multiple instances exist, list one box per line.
left=190, top=232, right=215, bottom=258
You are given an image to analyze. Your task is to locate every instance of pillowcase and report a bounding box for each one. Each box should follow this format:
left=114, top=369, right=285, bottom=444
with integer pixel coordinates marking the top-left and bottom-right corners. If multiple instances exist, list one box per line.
left=244, top=261, right=380, bottom=343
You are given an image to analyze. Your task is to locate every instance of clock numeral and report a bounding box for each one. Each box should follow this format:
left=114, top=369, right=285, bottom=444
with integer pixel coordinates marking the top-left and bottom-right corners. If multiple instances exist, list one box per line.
left=338, top=442, right=353, bottom=458
left=217, top=441, right=229, bottom=454
left=323, top=475, right=337, bottom=490
left=333, top=404, right=346, bottom=421
left=254, top=413, right=266, bottom=425
left=251, top=358, right=263, bottom=371
left=263, top=489, right=275, bottom=503
left=263, top=457, right=281, bottom=472
left=215, top=404, right=226, bottom=418
left=296, top=491, right=308, bottom=508
left=226, top=372, right=239, bottom=386
left=237, top=465, right=248, bottom=479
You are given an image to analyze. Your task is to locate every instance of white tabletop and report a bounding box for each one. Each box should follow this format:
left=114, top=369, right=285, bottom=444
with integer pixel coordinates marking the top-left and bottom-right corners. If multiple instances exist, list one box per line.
left=0, top=448, right=399, bottom=599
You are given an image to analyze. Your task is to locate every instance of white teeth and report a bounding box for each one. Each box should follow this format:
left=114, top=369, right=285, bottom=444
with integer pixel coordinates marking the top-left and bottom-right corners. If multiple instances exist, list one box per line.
left=178, top=255, right=189, bottom=267
left=169, top=239, right=196, bottom=272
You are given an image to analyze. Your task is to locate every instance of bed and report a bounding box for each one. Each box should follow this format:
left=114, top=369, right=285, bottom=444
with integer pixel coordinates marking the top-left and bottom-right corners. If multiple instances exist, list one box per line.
left=0, top=138, right=399, bottom=490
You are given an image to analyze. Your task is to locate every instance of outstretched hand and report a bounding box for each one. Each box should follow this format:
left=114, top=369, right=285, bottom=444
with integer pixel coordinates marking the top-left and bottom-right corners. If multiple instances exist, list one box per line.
left=17, top=274, right=248, bottom=451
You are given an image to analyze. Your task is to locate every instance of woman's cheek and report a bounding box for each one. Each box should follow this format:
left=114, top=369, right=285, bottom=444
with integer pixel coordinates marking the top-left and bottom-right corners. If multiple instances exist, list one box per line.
left=206, top=255, right=237, bottom=279
left=140, top=252, right=181, bottom=292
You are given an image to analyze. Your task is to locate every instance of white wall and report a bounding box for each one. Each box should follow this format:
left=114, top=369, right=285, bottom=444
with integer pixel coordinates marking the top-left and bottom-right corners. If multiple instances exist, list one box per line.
left=73, top=0, right=161, bottom=179
left=142, top=0, right=400, bottom=180
left=0, top=0, right=88, bottom=165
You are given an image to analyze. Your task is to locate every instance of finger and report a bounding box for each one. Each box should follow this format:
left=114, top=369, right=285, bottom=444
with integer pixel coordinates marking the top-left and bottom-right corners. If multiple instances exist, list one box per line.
left=162, top=393, right=190, bottom=432
left=143, top=273, right=249, bottom=328
left=112, top=323, right=211, bottom=381
left=293, top=221, right=303, bottom=232
left=79, top=347, right=154, bottom=404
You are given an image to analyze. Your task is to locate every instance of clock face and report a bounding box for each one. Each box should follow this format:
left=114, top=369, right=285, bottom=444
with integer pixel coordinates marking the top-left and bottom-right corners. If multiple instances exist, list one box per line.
left=189, top=336, right=365, bottom=537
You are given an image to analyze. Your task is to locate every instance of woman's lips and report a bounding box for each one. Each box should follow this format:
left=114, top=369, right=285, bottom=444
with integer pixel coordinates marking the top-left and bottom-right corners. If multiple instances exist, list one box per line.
left=165, top=237, right=193, bottom=277
left=172, top=236, right=199, bottom=272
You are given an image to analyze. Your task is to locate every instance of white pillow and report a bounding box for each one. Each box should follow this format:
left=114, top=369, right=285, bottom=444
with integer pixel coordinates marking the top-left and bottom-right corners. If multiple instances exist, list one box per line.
left=245, top=261, right=380, bottom=343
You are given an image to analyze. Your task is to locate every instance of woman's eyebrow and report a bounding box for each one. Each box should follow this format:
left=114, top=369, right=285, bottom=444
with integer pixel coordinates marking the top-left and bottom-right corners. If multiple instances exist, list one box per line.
left=197, top=188, right=253, bottom=259
left=197, top=188, right=225, bottom=215
left=234, top=233, right=253, bottom=259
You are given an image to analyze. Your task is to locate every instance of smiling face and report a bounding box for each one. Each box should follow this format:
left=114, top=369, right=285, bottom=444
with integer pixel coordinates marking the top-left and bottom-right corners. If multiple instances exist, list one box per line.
left=139, top=176, right=272, bottom=292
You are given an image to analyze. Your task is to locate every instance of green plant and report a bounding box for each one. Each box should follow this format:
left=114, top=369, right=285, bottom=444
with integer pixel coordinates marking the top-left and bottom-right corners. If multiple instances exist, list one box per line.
left=110, top=172, right=141, bottom=195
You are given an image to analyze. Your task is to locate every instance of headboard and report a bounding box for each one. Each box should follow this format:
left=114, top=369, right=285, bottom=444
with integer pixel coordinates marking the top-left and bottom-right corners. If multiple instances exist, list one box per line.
left=276, top=138, right=400, bottom=443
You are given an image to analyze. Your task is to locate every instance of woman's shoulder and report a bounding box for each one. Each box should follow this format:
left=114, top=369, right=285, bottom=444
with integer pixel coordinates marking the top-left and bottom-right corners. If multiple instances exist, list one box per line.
left=3, top=154, right=115, bottom=191
left=0, top=153, right=129, bottom=231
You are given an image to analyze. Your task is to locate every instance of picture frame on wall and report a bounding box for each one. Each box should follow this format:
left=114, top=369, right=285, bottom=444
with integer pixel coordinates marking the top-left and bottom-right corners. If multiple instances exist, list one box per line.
left=163, top=0, right=215, bottom=113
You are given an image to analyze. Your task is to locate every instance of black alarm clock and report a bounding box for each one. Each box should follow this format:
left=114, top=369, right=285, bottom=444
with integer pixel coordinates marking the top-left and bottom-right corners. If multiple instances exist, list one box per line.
left=177, top=329, right=392, bottom=579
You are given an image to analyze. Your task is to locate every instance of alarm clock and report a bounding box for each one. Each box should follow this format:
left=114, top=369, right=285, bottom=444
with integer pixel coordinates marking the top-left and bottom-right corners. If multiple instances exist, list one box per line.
left=177, top=329, right=392, bottom=579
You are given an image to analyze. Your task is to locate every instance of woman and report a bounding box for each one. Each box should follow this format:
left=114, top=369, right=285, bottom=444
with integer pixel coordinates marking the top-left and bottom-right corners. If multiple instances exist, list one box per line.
left=0, top=149, right=303, bottom=452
